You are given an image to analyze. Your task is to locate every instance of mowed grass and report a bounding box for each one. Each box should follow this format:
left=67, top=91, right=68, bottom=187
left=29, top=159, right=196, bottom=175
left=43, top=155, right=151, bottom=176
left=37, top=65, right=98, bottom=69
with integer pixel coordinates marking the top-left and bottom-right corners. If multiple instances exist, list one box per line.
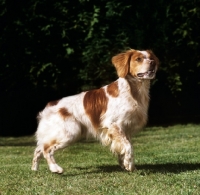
left=0, top=124, right=200, bottom=195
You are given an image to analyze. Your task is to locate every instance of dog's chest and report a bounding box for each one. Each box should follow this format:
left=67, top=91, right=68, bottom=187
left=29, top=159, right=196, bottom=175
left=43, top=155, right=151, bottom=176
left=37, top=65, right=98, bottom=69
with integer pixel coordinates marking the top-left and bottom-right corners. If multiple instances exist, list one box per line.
left=123, top=97, right=148, bottom=132
left=117, top=81, right=149, bottom=132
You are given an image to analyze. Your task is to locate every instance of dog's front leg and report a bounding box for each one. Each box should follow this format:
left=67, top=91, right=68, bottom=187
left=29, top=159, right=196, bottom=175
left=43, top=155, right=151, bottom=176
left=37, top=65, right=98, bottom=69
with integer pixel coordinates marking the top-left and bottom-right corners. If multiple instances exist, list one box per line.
left=108, top=123, right=135, bottom=172
left=122, top=141, right=135, bottom=172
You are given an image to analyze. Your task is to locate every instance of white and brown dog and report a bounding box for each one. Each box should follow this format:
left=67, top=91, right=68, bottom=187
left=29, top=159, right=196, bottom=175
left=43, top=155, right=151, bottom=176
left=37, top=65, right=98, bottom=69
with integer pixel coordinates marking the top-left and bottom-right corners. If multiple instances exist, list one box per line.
left=31, top=49, right=159, bottom=173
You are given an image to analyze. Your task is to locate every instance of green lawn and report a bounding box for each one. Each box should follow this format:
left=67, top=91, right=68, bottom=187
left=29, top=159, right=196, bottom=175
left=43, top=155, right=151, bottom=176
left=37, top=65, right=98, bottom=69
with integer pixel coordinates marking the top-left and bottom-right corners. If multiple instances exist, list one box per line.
left=0, top=124, right=200, bottom=195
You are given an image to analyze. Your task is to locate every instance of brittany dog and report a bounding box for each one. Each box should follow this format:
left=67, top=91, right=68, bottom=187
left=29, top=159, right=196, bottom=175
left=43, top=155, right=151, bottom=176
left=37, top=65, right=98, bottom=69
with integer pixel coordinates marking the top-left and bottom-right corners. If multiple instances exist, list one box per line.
left=31, top=49, right=159, bottom=173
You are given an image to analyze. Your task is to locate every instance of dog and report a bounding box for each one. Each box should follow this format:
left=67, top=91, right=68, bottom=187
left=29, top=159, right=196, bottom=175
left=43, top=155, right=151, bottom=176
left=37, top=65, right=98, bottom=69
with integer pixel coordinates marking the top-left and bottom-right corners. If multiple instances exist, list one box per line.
left=31, top=49, right=159, bottom=173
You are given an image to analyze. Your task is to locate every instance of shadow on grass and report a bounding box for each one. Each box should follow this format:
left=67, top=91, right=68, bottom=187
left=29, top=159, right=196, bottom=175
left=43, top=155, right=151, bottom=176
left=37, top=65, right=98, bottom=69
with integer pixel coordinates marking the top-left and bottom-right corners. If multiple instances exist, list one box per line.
left=96, top=163, right=200, bottom=174
left=74, top=165, right=123, bottom=173
left=136, top=163, right=200, bottom=174
left=62, top=165, right=123, bottom=177
left=69, top=163, right=200, bottom=176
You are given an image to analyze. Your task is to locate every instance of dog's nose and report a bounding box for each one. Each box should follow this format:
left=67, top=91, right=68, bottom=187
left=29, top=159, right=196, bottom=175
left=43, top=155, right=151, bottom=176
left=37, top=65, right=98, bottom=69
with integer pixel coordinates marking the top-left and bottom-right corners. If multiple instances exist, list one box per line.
left=150, top=63, right=155, bottom=70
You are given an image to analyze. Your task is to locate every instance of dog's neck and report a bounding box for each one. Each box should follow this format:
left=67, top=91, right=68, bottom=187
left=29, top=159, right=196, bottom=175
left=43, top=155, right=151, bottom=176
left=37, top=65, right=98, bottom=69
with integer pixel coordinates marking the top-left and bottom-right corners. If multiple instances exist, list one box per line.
left=125, top=74, right=150, bottom=104
left=126, top=74, right=150, bottom=90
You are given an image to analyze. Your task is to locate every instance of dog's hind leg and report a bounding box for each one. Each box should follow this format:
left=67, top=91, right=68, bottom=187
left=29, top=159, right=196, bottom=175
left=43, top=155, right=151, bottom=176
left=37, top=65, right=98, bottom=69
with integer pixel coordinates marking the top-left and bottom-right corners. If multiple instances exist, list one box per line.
left=42, top=141, right=66, bottom=174
left=31, top=108, right=83, bottom=173
left=31, top=145, right=43, bottom=171
left=42, top=118, right=82, bottom=173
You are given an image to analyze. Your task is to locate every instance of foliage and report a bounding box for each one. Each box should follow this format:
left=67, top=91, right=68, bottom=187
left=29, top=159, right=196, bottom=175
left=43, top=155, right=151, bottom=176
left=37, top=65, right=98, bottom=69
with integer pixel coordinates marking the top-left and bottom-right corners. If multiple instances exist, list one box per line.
left=1, top=0, right=199, bottom=93
left=0, top=0, right=200, bottom=135
left=161, top=0, right=200, bottom=94
left=0, top=125, right=200, bottom=194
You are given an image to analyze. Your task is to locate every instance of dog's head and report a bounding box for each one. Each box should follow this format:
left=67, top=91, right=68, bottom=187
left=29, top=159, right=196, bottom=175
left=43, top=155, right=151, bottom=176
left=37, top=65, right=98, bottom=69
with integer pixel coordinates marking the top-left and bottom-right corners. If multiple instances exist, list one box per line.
left=112, top=49, right=159, bottom=79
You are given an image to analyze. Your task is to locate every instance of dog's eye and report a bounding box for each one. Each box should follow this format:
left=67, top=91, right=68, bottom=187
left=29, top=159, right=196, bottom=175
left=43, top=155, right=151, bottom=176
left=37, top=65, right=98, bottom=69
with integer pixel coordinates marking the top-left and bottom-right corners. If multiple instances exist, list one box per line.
left=136, top=57, right=142, bottom=62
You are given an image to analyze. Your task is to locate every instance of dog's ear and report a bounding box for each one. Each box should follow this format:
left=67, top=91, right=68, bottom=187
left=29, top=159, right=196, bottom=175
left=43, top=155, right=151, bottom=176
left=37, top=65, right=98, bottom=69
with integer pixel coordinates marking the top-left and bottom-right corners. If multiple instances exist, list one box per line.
left=112, top=50, right=134, bottom=78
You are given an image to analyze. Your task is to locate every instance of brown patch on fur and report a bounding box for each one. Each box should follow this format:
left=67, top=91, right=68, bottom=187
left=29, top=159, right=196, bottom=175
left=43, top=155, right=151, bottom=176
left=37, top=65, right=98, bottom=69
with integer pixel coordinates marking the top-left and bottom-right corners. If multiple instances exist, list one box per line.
left=59, top=108, right=71, bottom=119
left=46, top=100, right=60, bottom=107
left=112, top=50, right=134, bottom=78
left=108, top=133, right=113, bottom=139
left=83, top=88, right=108, bottom=129
left=43, top=144, right=49, bottom=152
left=50, top=139, right=57, bottom=145
left=44, top=140, right=57, bottom=152
left=107, top=81, right=119, bottom=97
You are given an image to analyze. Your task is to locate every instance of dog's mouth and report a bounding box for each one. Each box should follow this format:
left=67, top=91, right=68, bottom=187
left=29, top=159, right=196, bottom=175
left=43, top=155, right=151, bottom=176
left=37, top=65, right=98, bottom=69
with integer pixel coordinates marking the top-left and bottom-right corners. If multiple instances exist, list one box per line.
left=137, top=69, right=156, bottom=79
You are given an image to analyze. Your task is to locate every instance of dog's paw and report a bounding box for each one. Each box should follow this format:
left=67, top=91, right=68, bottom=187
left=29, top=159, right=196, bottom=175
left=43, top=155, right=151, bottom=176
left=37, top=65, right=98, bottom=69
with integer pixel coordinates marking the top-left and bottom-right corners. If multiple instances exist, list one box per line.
left=49, top=163, right=64, bottom=174
left=123, top=160, right=136, bottom=172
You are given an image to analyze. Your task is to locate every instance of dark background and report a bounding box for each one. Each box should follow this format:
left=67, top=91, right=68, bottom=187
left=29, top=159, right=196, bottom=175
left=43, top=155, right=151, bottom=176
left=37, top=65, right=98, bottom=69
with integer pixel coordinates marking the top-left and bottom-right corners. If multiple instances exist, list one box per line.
left=0, top=0, right=200, bottom=136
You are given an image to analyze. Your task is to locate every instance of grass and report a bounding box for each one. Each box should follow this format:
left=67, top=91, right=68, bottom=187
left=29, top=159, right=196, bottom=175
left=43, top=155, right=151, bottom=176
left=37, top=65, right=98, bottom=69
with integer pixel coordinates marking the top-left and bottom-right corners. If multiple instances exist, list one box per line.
left=0, top=124, right=200, bottom=195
